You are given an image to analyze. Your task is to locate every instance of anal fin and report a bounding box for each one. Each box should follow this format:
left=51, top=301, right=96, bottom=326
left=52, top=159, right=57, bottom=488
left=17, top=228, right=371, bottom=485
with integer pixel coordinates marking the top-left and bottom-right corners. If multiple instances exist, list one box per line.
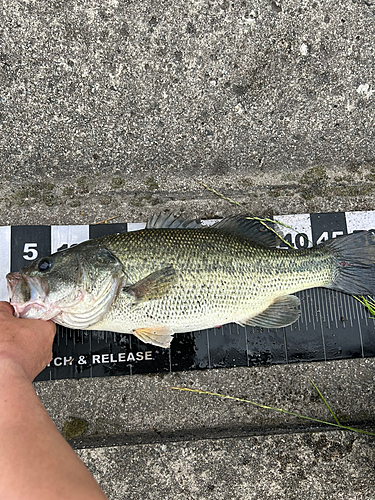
left=132, top=326, right=174, bottom=348
left=237, top=295, right=300, bottom=329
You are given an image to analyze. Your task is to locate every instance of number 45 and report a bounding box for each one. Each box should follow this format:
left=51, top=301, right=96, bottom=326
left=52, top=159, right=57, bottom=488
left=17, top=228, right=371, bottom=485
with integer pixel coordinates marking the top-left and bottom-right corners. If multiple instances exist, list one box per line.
left=23, top=243, right=38, bottom=261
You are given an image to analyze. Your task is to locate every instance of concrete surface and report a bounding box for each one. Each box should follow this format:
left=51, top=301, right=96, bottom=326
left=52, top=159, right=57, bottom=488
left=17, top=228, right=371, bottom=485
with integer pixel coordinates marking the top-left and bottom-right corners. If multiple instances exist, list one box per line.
left=1, top=0, right=375, bottom=225
left=36, top=359, right=375, bottom=499
left=35, top=360, right=375, bottom=447
left=76, top=432, right=375, bottom=500
left=2, top=0, right=375, bottom=498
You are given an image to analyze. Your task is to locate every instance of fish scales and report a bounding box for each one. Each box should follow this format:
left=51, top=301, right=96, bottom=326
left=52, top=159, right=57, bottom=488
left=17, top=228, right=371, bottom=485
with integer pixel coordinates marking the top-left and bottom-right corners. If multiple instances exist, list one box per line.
left=90, top=228, right=335, bottom=334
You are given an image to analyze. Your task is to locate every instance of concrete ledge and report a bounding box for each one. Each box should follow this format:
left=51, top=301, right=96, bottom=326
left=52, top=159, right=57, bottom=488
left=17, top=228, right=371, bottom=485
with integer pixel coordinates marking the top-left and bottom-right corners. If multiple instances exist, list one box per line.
left=76, top=431, right=375, bottom=500
left=35, top=358, right=375, bottom=448
left=1, top=0, right=375, bottom=225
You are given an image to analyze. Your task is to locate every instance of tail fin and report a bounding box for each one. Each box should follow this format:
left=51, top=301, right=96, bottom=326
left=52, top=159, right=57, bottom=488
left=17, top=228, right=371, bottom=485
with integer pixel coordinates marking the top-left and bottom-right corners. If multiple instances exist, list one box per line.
left=324, top=231, right=375, bottom=295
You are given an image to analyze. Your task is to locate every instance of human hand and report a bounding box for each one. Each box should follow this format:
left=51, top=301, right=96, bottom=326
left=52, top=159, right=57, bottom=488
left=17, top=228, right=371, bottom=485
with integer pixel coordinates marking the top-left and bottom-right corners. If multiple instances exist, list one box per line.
left=0, top=302, right=56, bottom=381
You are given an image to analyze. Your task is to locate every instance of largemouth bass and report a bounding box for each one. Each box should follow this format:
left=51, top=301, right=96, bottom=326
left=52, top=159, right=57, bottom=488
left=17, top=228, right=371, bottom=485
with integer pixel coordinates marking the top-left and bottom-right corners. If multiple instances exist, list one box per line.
left=6, top=214, right=375, bottom=348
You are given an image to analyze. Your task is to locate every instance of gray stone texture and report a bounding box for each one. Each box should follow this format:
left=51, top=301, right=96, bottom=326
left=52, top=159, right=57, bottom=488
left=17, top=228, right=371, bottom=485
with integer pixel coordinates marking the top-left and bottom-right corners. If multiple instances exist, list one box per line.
left=2, top=0, right=375, bottom=498
left=35, top=359, right=375, bottom=445
left=76, top=432, right=375, bottom=500
left=1, top=0, right=375, bottom=224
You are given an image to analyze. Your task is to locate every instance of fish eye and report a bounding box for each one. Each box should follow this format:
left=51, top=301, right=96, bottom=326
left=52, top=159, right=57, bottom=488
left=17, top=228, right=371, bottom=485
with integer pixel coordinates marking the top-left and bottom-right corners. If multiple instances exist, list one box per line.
left=38, top=258, right=53, bottom=272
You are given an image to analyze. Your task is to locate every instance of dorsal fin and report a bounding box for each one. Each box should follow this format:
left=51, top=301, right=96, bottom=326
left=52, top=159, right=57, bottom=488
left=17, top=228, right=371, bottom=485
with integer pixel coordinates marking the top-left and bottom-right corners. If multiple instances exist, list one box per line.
left=146, top=213, right=203, bottom=229
left=211, top=216, right=280, bottom=248
left=146, top=213, right=280, bottom=247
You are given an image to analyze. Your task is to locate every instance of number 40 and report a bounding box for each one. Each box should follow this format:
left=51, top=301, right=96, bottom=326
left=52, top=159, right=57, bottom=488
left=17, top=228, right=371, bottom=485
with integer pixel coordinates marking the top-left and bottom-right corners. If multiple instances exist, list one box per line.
left=280, top=233, right=309, bottom=249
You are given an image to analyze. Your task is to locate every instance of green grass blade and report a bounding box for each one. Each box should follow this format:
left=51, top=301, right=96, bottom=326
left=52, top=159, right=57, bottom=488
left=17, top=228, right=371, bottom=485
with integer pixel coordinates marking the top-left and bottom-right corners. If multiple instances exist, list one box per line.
left=197, top=181, right=312, bottom=249
left=310, top=379, right=340, bottom=425
left=170, top=387, right=375, bottom=437
left=197, top=181, right=244, bottom=208
left=353, top=295, right=375, bottom=318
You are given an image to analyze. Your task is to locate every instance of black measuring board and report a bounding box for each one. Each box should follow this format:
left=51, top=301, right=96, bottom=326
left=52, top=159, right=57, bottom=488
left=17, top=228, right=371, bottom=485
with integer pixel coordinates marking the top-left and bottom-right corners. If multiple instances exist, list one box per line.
left=1, top=213, right=375, bottom=381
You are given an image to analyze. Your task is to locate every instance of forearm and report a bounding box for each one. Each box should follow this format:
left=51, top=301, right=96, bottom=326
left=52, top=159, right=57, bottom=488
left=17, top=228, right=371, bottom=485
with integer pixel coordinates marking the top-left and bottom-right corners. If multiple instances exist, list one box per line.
left=0, top=359, right=107, bottom=500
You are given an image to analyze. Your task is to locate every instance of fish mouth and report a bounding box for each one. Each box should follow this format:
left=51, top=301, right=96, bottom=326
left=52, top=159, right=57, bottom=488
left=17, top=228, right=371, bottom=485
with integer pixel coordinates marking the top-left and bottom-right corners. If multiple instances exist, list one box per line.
left=6, top=272, right=52, bottom=319
left=12, top=300, right=50, bottom=319
left=6, top=271, right=21, bottom=297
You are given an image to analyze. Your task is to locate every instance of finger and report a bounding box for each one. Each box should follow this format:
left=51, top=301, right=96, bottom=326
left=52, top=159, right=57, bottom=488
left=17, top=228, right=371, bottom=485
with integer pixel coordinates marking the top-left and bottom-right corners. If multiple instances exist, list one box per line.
left=0, top=302, right=15, bottom=317
left=23, top=318, right=57, bottom=338
left=44, top=320, right=57, bottom=336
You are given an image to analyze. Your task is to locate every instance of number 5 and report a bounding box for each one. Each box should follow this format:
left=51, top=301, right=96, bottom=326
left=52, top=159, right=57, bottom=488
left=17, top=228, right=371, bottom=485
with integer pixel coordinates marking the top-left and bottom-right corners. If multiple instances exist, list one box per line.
left=23, top=243, right=38, bottom=260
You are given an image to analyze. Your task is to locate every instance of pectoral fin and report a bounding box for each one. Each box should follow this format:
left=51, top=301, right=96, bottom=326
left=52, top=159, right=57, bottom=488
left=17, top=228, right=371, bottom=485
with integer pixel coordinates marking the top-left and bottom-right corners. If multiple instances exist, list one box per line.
left=133, top=326, right=174, bottom=348
left=123, top=266, right=177, bottom=305
left=237, top=295, right=300, bottom=329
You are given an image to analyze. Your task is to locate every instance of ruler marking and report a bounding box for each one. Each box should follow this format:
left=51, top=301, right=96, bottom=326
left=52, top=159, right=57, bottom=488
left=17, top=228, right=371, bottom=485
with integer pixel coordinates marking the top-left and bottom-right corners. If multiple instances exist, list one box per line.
left=299, top=290, right=306, bottom=327
left=295, top=292, right=302, bottom=331
left=206, top=330, right=211, bottom=369
left=320, top=288, right=331, bottom=329
left=311, top=289, right=316, bottom=332
left=283, top=328, right=289, bottom=364
left=245, top=327, right=250, bottom=367
left=331, top=292, right=339, bottom=329
left=345, top=294, right=354, bottom=328
left=353, top=297, right=365, bottom=358
left=241, top=324, right=250, bottom=367
left=0, top=227, right=11, bottom=300
left=313, top=288, right=326, bottom=361
left=338, top=293, right=346, bottom=329
left=361, top=298, right=369, bottom=326
left=319, top=299, right=327, bottom=362
left=305, top=290, right=312, bottom=329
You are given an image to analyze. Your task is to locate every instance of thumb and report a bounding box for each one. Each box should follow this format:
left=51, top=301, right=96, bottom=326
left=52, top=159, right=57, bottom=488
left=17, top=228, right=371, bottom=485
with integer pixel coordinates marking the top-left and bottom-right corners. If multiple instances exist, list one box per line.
left=0, top=302, right=15, bottom=317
